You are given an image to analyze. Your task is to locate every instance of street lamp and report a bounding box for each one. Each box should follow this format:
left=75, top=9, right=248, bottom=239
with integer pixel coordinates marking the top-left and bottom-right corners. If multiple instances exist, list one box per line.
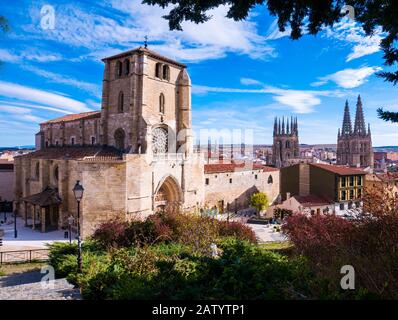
left=73, top=180, right=84, bottom=273
left=13, top=209, right=17, bottom=238
left=67, top=215, right=75, bottom=244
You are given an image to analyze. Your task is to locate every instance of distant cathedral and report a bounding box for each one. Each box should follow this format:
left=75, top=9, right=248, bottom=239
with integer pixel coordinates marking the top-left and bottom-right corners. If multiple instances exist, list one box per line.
left=272, top=116, right=299, bottom=168
left=336, top=95, right=373, bottom=168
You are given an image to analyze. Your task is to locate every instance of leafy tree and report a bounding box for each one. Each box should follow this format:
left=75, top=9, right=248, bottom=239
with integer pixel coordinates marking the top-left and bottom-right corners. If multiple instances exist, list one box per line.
left=143, top=0, right=398, bottom=122
left=250, top=192, right=269, bottom=213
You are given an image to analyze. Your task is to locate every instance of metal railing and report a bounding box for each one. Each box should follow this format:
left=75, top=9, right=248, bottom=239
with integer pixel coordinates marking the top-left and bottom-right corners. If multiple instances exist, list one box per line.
left=0, top=249, right=50, bottom=264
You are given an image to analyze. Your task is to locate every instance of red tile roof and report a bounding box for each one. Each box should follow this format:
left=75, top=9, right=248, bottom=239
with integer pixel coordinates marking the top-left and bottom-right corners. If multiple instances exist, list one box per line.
left=20, top=146, right=122, bottom=160
left=375, top=172, right=398, bottom=182
left=293, top=195, right=333, bottom=206
left=204, top=162, right=278, bottom=174
left=41, top=111, right=101, bottom=125
left=310, top=163, right=366, bottom=175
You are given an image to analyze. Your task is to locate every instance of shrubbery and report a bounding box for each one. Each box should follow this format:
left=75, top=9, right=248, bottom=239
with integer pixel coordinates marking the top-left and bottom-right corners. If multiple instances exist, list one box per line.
left=50, top=238, right=312, bottom=300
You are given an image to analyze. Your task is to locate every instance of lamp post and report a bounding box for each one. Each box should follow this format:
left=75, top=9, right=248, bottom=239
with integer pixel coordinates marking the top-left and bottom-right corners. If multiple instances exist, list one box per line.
left=13, top=209, right=17, bottom=238
left=73, top=180, right=84, bottom=273
left=67, top=215, right=75, bottom=244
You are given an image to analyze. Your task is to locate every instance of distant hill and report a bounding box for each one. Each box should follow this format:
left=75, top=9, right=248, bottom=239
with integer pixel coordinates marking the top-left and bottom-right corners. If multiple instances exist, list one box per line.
left=0, top=146, right=35, bottom=152
left=374, top=146, right=398, bottom=152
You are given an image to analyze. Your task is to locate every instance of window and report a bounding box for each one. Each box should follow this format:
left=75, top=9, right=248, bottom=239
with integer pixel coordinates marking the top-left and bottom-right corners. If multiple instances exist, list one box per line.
left=341, top=177, right=346, bottom=187
left=341, top=190, right=346, bottom=201
left=91, top=137, right=96, bottom=145
left=124, top=59, right=130, bottom=75
left=286, top=141, right=290, bottom=148
left=114, top=128, right=126, bottom=151
left=229, top=178, right=232, bottom=184
left=348, top=201, right=353, bottom=209
left=116, top=61, right=122, bottom=77
left=159, top=93, right=165, bottom=114
left=357, top=188, right=362, bottom=198
left=255, top=174, right=258, bottom=180
left=45, top=141, right=49, bottom=148
left=340, top=203, right=344, bottom=210
left=71, top=137, right=75, bottom=145
left=350, top=189, right=354, bottom=199
left=357, top=176, right=362, bottom=186
left=316, top=208, right=320, bottom=215
left=267, top=175, right=273, bottom=184
left=35, top=162, right=40, bottom=179
left=54, top=166, right=59, bottom=182
left=349, top=176, right=354, bottom=186
left=162, top=65, right=170, bottom=80
left=155, top=63, right=162, bottom=78
left=205, top=178, right=209, bottom=185
left=118, top=91, right=124, bottom=113
left=55, top=140, right=59, bottom=146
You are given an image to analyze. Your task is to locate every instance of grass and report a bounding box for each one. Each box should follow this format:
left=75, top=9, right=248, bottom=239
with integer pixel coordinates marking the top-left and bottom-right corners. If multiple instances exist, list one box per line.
left=260, top=241, right=293, bottom=251
left=0, top=262, right=47, bottom=276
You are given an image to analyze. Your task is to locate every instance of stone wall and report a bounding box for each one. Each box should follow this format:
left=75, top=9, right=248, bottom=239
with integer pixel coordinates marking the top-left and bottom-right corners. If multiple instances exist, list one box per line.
left=204, top=169, right=280, bottom=211
left=0, top=168, right=14, bottom=201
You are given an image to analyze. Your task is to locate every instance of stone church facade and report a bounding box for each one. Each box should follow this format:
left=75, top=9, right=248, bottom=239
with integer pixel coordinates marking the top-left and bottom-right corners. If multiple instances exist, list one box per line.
left=14, top=47, right=280, bottom=237
left=336, top=96, right=373, bottom=168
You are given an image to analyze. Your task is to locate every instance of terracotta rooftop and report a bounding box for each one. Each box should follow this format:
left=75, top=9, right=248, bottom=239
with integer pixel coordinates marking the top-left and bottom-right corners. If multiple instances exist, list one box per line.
left=293, top=195, right=333, bottom=206
left=370, top=172, right=398, bottom=182
left=102, top=46, right=186, bottom=68
left=19, top=146, right=122, bottom=160
left=41, top=111, right=101, bottom=125
left=204, top=162, right=278, bottom=174
left=310, top=163, right=366, bottom=175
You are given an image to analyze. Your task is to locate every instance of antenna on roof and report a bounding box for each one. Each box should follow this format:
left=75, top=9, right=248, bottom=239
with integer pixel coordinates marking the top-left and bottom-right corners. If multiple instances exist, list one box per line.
left=144, top=35, right=148, bottom=49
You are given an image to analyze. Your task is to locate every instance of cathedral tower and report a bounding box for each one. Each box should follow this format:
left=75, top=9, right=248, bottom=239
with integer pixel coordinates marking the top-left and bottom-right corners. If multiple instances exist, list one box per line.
left=337, top=96, right=373, bottom=168
left=272, top=116, right=299, bottom=168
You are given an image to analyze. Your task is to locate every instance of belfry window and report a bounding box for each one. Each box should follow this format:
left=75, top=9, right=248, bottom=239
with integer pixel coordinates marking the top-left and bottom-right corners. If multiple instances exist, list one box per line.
left=35, top=162, right=40, bottom=179
left=118, top=91, right=124, bottom=113
left=124, top=59, right=130, bottom=75
left=162, top=65, right=170, bottom=81
left=155, top=63, right=162, bottom=78
left=159, top=93, right=165, bottom=114
left=116, top=61, right=122, bottom=77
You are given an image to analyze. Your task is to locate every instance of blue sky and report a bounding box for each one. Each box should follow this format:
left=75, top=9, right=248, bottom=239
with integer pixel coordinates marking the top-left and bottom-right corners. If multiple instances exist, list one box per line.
left=0, top=0, right=397, bottom=147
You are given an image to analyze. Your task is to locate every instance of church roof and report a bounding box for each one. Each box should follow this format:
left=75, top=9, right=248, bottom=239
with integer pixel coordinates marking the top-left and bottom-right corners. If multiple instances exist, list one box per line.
left=19, top=146, right=122, bottom=160
left=310, top=163, right=366, bottom=175
left=102, top=46, right=186, bottom=68
left=41, top=111, right=101, bottom=125
left=204, top=162, right=278, bottom=174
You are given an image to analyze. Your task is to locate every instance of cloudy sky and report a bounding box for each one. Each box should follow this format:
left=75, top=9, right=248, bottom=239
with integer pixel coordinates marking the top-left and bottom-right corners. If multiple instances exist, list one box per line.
left=0, top=0, right=397, bottom=147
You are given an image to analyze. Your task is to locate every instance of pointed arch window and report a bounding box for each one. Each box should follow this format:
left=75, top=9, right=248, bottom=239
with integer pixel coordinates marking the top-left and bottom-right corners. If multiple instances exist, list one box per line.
left=116, top=61, right=122, bottom=77
left=118, top=91, right=124, bottom=113
left=162, top=65, right=170, bottom=81
left=155, top=63, right=162, bottom=78
left=268, top=175, right=273, bottom=184
left=124, top=59, right=130, bottom=75
left=159, top=93, right=165, bottom=114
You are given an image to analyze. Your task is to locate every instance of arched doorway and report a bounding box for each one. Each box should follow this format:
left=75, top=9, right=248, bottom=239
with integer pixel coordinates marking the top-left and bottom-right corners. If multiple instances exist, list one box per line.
left=154, top=175, right=182, bottom=211
left=114, top=128, right=125, bottom=151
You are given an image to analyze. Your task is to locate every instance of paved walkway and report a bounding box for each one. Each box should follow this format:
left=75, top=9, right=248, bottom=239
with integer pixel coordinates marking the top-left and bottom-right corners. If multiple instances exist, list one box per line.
left=0, top=216, right=68, bottom=251
left=0, top=270, right=81, bottom=300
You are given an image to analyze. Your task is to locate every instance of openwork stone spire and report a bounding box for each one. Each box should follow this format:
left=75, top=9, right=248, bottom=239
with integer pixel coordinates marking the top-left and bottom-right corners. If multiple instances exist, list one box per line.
left=341, top=100, right=352, bottom=135
left=354, top=95, right=366, bottom=136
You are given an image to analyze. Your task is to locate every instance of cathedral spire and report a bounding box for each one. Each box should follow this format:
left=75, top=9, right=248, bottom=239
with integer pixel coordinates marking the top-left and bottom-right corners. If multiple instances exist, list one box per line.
left=282, top=117, right=285, bottom=134
left=273, top=117, right=277, bottom=136
left=287, top=117, right=290, bottom=134
left=354, top=95, right=366, bottom=136
left=368, top=123, right=371, bottom=136
left=341, top=100, right=352, bottom=135
left=278, top=118, right=281, bottom=135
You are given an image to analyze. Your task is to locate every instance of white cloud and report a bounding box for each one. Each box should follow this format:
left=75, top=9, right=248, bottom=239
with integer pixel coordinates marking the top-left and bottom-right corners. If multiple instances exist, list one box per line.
left=0, top=105, right=46, bottom=123
left=0, top=48, right=62, bottom=63
left=265, top=20, right=292, bottom=40
left=22, top=65, right=101, bottom=97
left=23, top=1, right=275, bottom=62
left=324, top=19, right=382, bottom=62
left=0, top=81, right=91, bottom=114
left=240, top=78, right=263, bottom=86
left=312, top=66, right=382, bottom=89
left=192, top=84, right=345, bottom=113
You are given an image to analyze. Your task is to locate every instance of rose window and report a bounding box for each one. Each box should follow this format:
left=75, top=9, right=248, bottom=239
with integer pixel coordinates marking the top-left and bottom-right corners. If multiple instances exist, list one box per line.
left=152, top=127, right=168, bottom=154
